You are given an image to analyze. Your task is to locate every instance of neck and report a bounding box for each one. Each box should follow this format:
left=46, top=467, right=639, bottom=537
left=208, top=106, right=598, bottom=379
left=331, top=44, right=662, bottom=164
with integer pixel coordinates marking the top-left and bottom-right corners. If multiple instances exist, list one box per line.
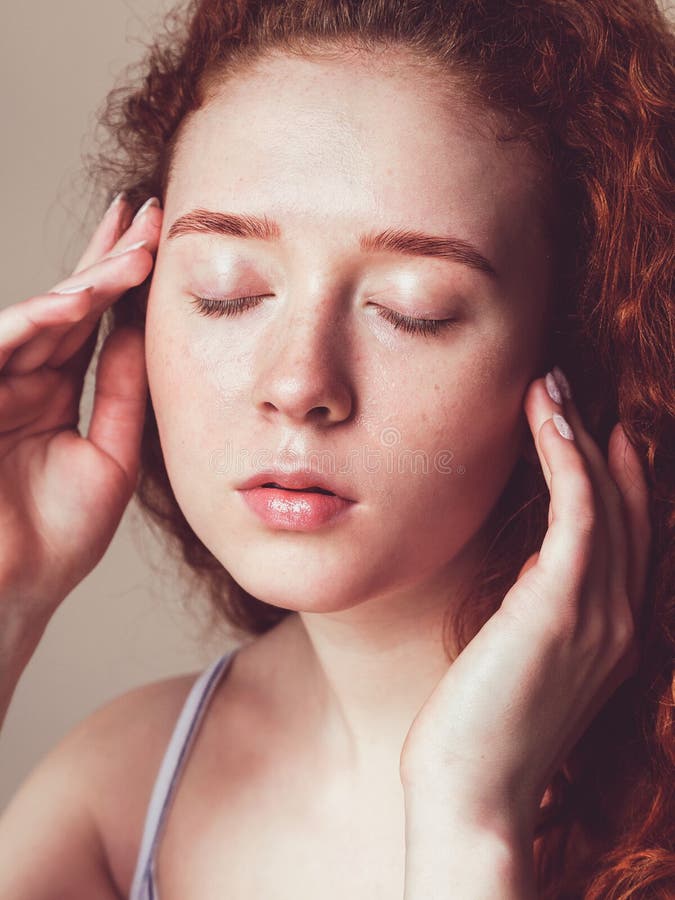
left=261, top=530, right=488, bottom=789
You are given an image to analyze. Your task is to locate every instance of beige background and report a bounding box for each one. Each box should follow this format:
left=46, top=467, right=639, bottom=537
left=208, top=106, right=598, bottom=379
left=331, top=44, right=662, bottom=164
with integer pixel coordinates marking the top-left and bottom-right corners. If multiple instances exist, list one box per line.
left=0, top=0, right=235, bottom=811
left=2, top=0, right=673, bottom=813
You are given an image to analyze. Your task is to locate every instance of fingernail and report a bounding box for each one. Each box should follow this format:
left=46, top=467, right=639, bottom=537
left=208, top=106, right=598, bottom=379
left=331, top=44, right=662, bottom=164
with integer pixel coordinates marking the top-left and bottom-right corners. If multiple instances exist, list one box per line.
left=545, top=370, right=562, bottom=405
left=132, top=197, right=161, bottom=223
left=108, top=239, right=148, bottom=258
left=553, top=412, right=574, bottom=441
left=106, top=191, right=126, bottom=215
left=552, top=365, right=572, bottom=401
left=53, top=283, right=95, bottom=295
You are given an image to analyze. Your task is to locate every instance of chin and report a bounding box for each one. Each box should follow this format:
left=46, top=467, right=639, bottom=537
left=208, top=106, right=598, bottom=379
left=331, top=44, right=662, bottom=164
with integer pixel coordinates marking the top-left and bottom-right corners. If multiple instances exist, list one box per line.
left=225, top=564, right=368, bottom=614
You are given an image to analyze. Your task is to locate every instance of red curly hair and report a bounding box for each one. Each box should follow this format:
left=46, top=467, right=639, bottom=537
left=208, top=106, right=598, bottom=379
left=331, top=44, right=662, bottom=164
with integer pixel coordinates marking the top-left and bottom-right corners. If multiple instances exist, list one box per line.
left=83, top=1, right=674, bottom=896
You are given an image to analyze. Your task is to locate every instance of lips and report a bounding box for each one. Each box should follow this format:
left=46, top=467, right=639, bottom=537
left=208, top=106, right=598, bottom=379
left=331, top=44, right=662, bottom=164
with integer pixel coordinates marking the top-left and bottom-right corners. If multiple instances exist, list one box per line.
left=237, top=468, right=352, bottom=500
left=263, top=483, right=335, bottom=495
left=239, top=484, right=355, bottom=530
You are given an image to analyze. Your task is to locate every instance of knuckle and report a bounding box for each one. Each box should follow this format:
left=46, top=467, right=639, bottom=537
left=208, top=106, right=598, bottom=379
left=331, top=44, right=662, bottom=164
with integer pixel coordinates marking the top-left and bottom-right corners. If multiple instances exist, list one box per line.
left=611, top=606, right=636, bottom=653
left=536, top=591, right=582, bottom=643
left=580, top=609, right=608, bottom=647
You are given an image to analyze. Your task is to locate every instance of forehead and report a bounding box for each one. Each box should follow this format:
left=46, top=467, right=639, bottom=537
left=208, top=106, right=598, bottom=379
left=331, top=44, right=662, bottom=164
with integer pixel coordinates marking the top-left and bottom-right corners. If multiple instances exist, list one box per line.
left=167, top=50, right=550, bottom=273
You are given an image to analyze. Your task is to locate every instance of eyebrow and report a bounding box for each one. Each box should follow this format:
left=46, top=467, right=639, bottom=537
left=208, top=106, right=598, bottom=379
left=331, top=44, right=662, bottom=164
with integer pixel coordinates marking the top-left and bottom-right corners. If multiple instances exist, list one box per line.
left=166, top=209, right=499, bottom=279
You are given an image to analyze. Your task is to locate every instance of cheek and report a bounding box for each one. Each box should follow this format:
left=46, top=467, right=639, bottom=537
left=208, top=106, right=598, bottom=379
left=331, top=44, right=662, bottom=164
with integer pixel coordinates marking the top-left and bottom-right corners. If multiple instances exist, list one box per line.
left=145, top=309, right=242, bottom=514
left=147, top=294, right=247, bottom=424
left=402, top=331, right=530, bottom=465
left=146, top=309, right=192, bottom=441
left=386, top=344, right=531, bottom=551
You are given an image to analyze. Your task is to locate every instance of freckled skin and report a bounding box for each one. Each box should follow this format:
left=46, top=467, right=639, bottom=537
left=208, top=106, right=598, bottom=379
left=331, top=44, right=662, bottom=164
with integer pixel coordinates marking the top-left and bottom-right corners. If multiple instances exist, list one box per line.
left=145, top=48, right=553, bottom=620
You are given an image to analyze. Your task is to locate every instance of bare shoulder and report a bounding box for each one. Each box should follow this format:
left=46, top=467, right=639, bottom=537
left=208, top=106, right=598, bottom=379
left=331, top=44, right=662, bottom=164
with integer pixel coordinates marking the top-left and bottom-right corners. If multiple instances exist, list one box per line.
left=0, top=666, right=203, bottom=899
left=0, top=617, right=303, bottom=899
left=78, top=667, right=207, bottom=896
left=86, top=632, right=284, bottom=895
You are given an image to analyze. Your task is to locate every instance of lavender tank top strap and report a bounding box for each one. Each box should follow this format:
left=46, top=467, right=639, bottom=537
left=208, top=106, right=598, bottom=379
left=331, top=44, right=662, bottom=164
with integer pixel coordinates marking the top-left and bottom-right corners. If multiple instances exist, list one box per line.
left=128, top=647, right=239, bottom=900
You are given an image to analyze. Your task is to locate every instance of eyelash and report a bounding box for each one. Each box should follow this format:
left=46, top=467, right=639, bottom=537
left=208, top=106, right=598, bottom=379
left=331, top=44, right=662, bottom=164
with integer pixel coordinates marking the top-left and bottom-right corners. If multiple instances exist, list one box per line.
left=190, top=295, right=457, bottom=337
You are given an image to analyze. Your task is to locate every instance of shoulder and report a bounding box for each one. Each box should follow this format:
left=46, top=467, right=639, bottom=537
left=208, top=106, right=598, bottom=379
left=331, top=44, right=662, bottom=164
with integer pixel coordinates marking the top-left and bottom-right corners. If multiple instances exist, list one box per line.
left=66, top=666, right=203, bottom=783
left=87, top=631, right=290, bottom=893
left=69, top=666, right=203, bottom=758
left=0, top=666, right=205, bottom=899
left=70, top=667, right=206, bottom=896
left=89, top=646, right=270, bottom=895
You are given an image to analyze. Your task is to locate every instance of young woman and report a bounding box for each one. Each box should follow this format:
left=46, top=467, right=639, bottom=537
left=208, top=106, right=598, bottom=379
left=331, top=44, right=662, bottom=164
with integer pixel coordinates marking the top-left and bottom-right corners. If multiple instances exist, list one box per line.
left=0, top=1, right=672, bottom=897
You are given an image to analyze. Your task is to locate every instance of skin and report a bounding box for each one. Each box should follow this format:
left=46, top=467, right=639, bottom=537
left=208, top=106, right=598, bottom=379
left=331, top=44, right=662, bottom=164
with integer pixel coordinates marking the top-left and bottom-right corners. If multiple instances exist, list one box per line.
left=0, top=45, right=650, bottom=894
left=145, top=48, right=555, bottom=785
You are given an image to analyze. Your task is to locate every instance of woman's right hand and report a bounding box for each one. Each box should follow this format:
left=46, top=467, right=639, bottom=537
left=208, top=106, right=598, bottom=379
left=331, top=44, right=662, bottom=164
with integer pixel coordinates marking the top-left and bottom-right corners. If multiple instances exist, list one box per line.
left=0, top=194, right=162, bottom=666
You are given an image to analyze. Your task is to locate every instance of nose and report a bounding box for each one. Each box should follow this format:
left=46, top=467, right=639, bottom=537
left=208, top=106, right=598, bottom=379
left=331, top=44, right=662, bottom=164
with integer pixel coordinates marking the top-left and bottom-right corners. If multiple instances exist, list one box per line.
left=251, top=302, right=353, bottom=426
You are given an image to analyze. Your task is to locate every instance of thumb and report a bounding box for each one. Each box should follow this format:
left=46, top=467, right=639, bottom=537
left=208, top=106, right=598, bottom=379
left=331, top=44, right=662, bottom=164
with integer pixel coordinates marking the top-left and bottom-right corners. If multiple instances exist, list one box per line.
left=86, top=326, right=148, bottom=491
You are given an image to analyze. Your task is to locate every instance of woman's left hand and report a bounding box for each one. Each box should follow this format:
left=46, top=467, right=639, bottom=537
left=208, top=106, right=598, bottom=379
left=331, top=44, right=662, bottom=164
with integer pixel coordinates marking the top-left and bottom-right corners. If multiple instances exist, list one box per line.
left=399, top=367, right=652, bottom=844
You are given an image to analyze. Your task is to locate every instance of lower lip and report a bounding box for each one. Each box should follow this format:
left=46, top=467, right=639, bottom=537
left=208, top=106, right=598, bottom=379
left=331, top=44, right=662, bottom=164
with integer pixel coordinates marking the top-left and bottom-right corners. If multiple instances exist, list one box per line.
left=237, top=487, right=355, bottom=531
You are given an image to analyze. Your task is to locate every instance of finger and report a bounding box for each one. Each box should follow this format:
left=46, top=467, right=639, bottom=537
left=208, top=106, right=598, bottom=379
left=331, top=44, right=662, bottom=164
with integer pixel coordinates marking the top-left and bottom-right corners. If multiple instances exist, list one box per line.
left=52, top=198, right=162, bottom=295
left=3, top=319, right=77, bottom=374
left=16, top=210, right=160, bottom=375
left=522, top=376, right=611, bottom=623
left=43, top=315, right=109, bottom=372
left=44, top=236, right=158, bottom=371
left=0, top=288, right=94, bottom=372
left=0, top=321, right=102, bottom=440
left=86, top=325, right=148, bottom=490
left=3, top=242, right=152, bottom=376
left=59, top=317, right=103, bottom=386
left=527, top=372, right=626, bottom=602
left=92, top=197, right=161, bottom=267
left=73, top=192, right=132, bottom=273
left=524, top=375, right=602, bottom=539
left=0, top=201, right=161, bottom=375
left=0, top=367, right=65, bottom=433
left=523, top=408, right=599, bottom=605
left=45, top=199, right=161, bottom=370
left=550, top=368, right=629, bottom=604
left=606, top=422, right=653, bottom=621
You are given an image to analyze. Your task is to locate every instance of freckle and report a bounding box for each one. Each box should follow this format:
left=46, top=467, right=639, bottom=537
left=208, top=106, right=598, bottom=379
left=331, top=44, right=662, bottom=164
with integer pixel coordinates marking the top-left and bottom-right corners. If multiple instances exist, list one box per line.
left=434, top=384, right=440, bottom=391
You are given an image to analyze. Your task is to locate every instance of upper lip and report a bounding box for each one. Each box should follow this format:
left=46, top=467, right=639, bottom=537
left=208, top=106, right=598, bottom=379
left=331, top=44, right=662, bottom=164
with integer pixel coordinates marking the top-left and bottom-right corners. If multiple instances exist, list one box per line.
left=237, top=467, right=354, bottom=500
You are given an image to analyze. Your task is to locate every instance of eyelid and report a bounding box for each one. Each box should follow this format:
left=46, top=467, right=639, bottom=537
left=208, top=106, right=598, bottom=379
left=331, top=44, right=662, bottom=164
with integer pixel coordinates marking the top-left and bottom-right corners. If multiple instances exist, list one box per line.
left=189, top=293, right=458, bottom=337
left=371, top=304, right=457, bottom=337
left=189, top=294, right=269, bottom=317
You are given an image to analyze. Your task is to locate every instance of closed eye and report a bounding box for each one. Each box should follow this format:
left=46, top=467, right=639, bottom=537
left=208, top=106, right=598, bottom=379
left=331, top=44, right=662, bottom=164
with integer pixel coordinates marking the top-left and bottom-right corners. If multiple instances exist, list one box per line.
left=189, top=295, right=457, bottom=338
left=189, top=294, right=270, bottom=318
left=371, top=305, right=457, bottom=337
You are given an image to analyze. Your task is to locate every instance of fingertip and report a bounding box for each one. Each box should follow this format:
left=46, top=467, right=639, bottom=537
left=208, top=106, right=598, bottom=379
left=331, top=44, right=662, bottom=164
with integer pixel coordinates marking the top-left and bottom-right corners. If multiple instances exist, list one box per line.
left=552, top=412, right=575, bottom=441
left=537, top=413, right=580, bottom=478
left=130, top=198, right=163, bottom=238
left=106, top=191, right=127, bottom=216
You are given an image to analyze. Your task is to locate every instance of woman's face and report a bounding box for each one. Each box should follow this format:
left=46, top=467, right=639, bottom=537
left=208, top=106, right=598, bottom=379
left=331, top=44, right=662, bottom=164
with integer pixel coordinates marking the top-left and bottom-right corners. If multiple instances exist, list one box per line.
left=146, top=49, right=553, bottom=613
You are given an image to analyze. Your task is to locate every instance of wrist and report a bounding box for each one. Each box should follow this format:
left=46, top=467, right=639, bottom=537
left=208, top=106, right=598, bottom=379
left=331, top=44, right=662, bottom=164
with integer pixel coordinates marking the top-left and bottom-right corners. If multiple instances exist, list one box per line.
left=404, top=825, right=537, bottom=900
left=403, top=792, right=537, bottom=900
left=402, top=775, right=536, bottom=848
left=404, top=831, right=537, bottom=900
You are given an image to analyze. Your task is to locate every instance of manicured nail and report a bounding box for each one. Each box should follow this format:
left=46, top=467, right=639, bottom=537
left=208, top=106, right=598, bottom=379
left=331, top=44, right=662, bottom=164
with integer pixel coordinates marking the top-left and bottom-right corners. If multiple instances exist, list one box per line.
left=53, top=283, right=95, bottom=295
left=132, top=197, right=161, bottom=223
left=553, top=412, right=574, bottom=440
left=108, top=239, right=148, bottom=258
left=552, top=365, right=572, bottom=401
left=106, top=191, right=126, bottom=216
left=545, top=371, right=562, bottom=405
